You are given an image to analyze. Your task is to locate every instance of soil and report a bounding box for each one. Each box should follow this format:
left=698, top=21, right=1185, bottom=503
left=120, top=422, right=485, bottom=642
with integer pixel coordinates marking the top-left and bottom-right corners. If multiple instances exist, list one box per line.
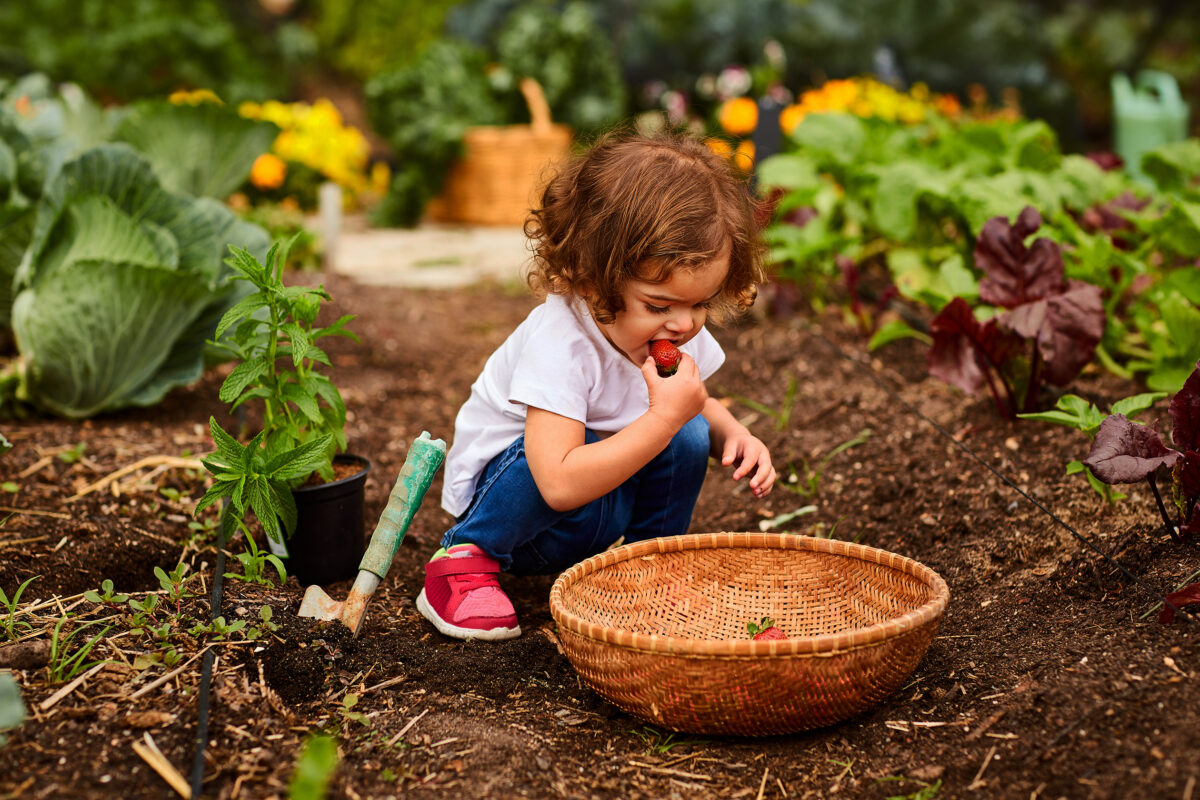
left=1, top=271, right=1197, bottom=800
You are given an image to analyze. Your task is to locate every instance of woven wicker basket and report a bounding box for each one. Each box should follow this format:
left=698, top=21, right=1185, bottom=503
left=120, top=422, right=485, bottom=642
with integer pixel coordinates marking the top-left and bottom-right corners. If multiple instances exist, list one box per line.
left=549, top=532, right=949, bottom=736
left=426, top=77, right=571, bottom=226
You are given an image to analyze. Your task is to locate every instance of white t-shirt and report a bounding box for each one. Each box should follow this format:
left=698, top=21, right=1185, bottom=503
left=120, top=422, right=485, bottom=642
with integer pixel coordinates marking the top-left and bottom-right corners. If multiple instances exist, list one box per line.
left=441, top=293, right=726, bottom=517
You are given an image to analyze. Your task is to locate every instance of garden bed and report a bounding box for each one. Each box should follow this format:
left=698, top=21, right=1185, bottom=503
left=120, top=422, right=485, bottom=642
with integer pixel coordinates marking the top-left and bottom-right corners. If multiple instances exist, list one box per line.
left=1, top=272, right=1197, bottom=799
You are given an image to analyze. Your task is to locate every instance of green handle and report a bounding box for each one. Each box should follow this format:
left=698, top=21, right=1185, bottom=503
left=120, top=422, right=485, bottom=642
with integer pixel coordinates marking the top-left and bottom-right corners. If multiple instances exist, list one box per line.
left=358, top=431, right=446, bottom=579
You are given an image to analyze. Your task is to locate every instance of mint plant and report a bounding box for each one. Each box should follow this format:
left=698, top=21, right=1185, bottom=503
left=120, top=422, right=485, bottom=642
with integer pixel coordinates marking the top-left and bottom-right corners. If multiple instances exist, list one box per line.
left=1082, top=360, right=1200, bottom=544
left=927, top=207, right=1106, bottom=419
left=197, top=238, right=358, bottom=547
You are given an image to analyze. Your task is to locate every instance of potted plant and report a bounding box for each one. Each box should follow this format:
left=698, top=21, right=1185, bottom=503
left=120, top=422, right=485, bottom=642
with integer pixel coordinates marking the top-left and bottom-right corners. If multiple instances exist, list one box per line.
left=195, top=238, right=368, bottom=586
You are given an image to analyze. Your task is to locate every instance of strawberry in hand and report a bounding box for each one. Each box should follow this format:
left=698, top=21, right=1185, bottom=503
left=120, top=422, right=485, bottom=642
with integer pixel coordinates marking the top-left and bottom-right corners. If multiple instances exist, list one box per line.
left=649, top=340, right=681, bottom=377
left=747, top=617, right=787, bottom=641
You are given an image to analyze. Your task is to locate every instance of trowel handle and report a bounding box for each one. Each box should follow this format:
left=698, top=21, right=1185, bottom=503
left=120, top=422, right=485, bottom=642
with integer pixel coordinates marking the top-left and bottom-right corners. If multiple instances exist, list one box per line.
left=358, top=431, right=446, bottom=579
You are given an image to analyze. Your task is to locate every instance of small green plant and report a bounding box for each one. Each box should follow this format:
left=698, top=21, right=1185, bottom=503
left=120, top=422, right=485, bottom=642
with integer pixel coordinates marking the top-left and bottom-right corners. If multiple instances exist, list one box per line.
left=337, top=692, right=370, bottom=728
left=224, top=533, right=287, bottom=587
left=0, top=432, right=12, bottom=458
left=154, top=564, right=197, bottom=614
left=288, top=733, right=339, bottom=800
left=1, top=576, right=39, bottom=641
left=722, top=375, right=799, bottom=431
left=0, top=672, right=25, bottom=747
left=247, top=606, right=280, bottom=640
left=189, top=616, right=247, bottom=641
left=1019, top=390, right=1166, bottom=504
left=782, top=428, right=872, bottom=498
left=55, top=442, right=86, bottom=464
left=83, top=579, right=130, bottom=608
left=874, top=776, right=943, bottom=800
left=629, top=726, right=706, bottom=755
left=46, top=615, right=112, bottom=684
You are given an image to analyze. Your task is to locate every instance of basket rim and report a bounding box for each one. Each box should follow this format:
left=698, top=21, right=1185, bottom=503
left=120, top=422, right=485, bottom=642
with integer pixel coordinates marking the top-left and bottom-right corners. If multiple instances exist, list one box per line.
left=548, top=531, right=950, bottom=658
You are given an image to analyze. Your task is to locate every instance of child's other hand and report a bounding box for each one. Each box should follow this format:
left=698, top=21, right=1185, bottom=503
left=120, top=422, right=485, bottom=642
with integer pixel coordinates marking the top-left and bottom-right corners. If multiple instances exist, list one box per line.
left=720, top=432, right=776, bottom=498
left=641, top=353, right=708, bottom=429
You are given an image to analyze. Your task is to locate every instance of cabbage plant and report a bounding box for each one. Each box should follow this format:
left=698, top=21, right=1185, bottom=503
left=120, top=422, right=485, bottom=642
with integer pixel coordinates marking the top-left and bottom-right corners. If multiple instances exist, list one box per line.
left=3, top=144, right=269, bottom=418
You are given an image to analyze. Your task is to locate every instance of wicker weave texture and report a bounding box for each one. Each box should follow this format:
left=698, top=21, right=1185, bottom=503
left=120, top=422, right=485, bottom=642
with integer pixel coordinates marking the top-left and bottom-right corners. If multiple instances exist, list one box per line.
left=548, top=532, right=949, bottom=736
left=426, top=78, right=571, bottom=226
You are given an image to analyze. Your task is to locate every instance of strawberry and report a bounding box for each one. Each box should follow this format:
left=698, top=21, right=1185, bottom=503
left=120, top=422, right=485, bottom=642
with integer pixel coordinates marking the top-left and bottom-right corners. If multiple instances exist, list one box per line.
left=649, top=339, right=681, bottom=377
left=747, top=617, right=787, bottom=641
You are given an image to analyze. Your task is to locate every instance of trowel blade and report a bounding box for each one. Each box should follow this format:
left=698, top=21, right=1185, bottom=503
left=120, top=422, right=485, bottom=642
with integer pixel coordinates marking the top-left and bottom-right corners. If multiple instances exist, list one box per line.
left=298, top=584, right=344, bottom=620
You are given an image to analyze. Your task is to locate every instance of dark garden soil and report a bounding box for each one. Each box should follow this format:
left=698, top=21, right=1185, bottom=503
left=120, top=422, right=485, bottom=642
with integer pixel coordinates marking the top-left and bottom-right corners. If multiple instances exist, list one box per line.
left=1, top=271, right=1198, bottom=800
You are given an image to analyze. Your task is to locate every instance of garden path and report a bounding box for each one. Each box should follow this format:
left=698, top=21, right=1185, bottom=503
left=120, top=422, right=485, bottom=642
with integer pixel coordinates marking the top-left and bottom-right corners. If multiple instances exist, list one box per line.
left=328, top=215, right=533, bottom=288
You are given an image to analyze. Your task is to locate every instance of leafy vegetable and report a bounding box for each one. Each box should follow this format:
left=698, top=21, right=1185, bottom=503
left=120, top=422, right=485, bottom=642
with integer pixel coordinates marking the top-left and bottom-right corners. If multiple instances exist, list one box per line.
left=2, top=144, right=269, bottom=418
left=928, top=207, right=1105, bottom=418
left=1082, top=360, right=1200, bottom=543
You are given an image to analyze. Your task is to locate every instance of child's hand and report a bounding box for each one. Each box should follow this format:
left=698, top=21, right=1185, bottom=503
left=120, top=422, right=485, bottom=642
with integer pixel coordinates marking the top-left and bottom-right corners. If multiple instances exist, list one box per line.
left=719, top=431, right=776, bottom=498
left=641, top=353, right=708, bottom=429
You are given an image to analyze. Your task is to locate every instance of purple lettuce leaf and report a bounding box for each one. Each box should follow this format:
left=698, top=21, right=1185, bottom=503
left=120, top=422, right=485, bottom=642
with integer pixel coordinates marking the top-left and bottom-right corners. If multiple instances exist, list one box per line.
left=928, top=297, right=1021, bottom=396
left=1168, top=361, right=1200, bottom=451
left=976, top=207, right=1066, bottom=308
left=998, top=281, right=1105, bottom=386
left=1083, top=415, right=1181, bottom=484
left=1158, top=581, right=1200, bottom=624
left=1177, top=451, right=1200, bottom=499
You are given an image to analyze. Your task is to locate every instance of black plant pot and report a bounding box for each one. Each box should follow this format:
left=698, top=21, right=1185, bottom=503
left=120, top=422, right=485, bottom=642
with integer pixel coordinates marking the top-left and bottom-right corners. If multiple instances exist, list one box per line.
left=275, top=454, right=371, bottom=587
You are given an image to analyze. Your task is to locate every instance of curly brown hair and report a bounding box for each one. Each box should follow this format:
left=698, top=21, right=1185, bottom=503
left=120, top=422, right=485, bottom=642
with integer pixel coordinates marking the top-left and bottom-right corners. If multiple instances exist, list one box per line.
left=525, top=128, right=765, bottom=325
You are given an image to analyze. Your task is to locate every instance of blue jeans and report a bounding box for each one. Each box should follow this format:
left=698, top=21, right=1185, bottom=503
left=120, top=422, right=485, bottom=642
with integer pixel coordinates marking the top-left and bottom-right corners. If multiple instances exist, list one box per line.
left=442, top=415, right=711, bottom=575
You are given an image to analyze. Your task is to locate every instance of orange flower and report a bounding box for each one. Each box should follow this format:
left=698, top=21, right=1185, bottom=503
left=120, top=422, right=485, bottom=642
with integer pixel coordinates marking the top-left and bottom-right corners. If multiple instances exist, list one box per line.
left=934, top=93, right=962, bottom=120
left=718, top=97, right=758, bottom=136
left=705, top=138, right=734, bottom=159
left=733, top=140, right=755, bottom=172
left=250, top=153, right=287, bottom=191
left=779, top=104, right=806, bottom=135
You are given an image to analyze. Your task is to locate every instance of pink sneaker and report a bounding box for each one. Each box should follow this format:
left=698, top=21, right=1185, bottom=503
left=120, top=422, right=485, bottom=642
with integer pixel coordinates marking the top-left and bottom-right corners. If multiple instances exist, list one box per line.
left=416, top=544, right=521, bottom=641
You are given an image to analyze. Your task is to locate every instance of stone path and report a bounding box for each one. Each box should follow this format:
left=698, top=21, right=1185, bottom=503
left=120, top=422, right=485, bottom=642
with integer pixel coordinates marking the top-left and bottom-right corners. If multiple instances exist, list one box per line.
left=327, top=217, right=533, bottom=289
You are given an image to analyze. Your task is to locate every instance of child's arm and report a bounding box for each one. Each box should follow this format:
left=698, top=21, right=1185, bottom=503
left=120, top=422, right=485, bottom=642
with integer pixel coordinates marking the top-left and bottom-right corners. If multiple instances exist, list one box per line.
left=701, top=397, right=777, bottom=498
left=524, top=353, right=709, bottom=512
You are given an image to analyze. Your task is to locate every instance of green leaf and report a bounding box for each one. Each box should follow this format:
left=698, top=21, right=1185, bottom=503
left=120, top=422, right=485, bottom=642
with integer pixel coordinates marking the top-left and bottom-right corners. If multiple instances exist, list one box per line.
left=113, top=101, right=279, bottom=199
left=219, top=358, right=269, bottom=404
left=208, top=417, right=245, bottom=465
left=214, top=292, right=270, bottom=341
left=868, top=319, right=931, bottom=351
left=265, top=435, right=334, bottom=482
left=1110, top=392, right=1168, bottom=419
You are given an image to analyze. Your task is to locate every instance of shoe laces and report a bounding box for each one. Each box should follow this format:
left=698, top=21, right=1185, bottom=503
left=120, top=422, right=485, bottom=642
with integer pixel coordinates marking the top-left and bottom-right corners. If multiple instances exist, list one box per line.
left=450, top=572, right=498, bottom=595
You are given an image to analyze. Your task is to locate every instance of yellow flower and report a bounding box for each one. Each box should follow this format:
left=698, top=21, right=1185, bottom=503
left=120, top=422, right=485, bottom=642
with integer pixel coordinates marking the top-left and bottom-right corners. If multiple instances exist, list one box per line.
left=779, top=104, right=806, bottom=135
left=250, top=153, right=287, bottom=191
left=733, top=139, right=755, bottom=172
left=169, top=88, right=222, bottom=106
left=718, top=97, right=758, bottom=136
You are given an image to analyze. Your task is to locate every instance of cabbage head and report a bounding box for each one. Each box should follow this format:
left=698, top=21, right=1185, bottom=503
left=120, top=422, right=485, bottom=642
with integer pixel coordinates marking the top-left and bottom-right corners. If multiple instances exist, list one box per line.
left=5, top=144, right=270, bottom=418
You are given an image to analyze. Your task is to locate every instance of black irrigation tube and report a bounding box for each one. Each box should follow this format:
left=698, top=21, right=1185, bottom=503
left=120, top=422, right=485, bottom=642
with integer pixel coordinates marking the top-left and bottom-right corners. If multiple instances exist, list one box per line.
left=807, top=324, right=1198, bottom=627
left=189, top=501, right=228, bottom=797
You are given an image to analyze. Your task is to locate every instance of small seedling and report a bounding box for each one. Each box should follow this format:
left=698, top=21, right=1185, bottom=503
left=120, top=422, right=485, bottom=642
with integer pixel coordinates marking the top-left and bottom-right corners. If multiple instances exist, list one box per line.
left=1018, top=390, right=1165, bottom=504
left=55, top=442, right=86, bottom=464
left=723, top=375, right=800, bottom=431
left=224, top=534, right=287, bottom=587
left=1, top=576, right=39, bottom=640
left=154, top=564, right=196, bottom=614
left=781, top=428, right=872, bottom=499
left=0, top=482, right=18, bottom=494
left=47, top=615, right=112, bottom=684
left=189, top=616, right=247, bottom=641
left=629, top=726, right=706, bottom=755
left=83, top=579, right=130, bottom=608
left=338, top=693, right=370, bottom=727
left=288, top=733, right=339, bottom=800
left=247, top=606, right=280, bottom=640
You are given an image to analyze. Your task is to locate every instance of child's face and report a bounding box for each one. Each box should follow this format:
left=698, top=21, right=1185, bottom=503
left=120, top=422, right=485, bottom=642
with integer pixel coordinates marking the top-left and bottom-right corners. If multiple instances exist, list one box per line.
left=598, top=244, right=731, bottom=364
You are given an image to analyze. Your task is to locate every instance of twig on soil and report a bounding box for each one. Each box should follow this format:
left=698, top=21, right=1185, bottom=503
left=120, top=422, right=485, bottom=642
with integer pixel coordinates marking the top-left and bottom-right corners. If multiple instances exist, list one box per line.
left=755, top=766, right=770, bottom=800
left=967, top=745, right=997, bottom=791
left=17, top=456, right=53, bottom=478
left=388, top=708, right=429, bottom=745
left=39, top=661, right=107, bottom=711
left=0, top=506, right=71, bottom=520
left=67, top=456, right=205, bottom=501
left=133, top=731, right=192, bottom=798
left=0, top=535, right=49, bottom=549
left=626, top=763, right=713, bottom=781
left=362, top=674, right=408, bottom=695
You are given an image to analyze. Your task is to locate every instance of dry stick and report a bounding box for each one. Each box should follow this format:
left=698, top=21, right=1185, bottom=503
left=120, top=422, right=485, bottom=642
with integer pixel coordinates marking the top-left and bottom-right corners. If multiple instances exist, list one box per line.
left=755, top=766, right=770, bottom=800
left=626, top=764, right=713, bottom=781
left=387, top=708, right=429, bottom=746
left=133, top=732, right=192, bottom=799
left=967, top=745, right=997, bottom=791
left=17, top=455, right=53, bottom=479
left=67, top=456, right=205, bottom=501
left=39, top=661, right=107, bottom=711
left=0, top=535, right=49, bottom=549
left=0, top=506, right=71, bottom=520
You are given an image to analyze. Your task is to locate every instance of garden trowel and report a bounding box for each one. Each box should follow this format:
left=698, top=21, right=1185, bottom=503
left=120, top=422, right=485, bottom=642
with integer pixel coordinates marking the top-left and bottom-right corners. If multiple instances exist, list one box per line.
left=299, top=431, right=446, bottom=636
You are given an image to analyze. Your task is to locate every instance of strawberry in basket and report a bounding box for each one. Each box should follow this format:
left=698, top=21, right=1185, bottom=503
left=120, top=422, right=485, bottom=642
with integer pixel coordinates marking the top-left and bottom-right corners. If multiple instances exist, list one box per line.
left=747, top=617, right=787, bottom=641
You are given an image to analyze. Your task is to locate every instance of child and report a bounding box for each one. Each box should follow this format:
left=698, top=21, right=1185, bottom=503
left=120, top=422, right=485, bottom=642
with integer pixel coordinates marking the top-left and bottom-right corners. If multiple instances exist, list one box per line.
left=417, top=129, right=777, bottom=641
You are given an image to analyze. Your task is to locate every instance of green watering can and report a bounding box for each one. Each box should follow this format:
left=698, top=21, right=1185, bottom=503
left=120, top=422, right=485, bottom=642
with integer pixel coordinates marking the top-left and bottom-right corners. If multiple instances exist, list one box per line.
left=1112, top=70, right=1191, bottom=182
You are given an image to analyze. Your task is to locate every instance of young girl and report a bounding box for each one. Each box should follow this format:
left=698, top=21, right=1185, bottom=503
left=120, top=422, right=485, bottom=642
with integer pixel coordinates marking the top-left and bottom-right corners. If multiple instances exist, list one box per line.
left=417, top=129, right=777, bottom=640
